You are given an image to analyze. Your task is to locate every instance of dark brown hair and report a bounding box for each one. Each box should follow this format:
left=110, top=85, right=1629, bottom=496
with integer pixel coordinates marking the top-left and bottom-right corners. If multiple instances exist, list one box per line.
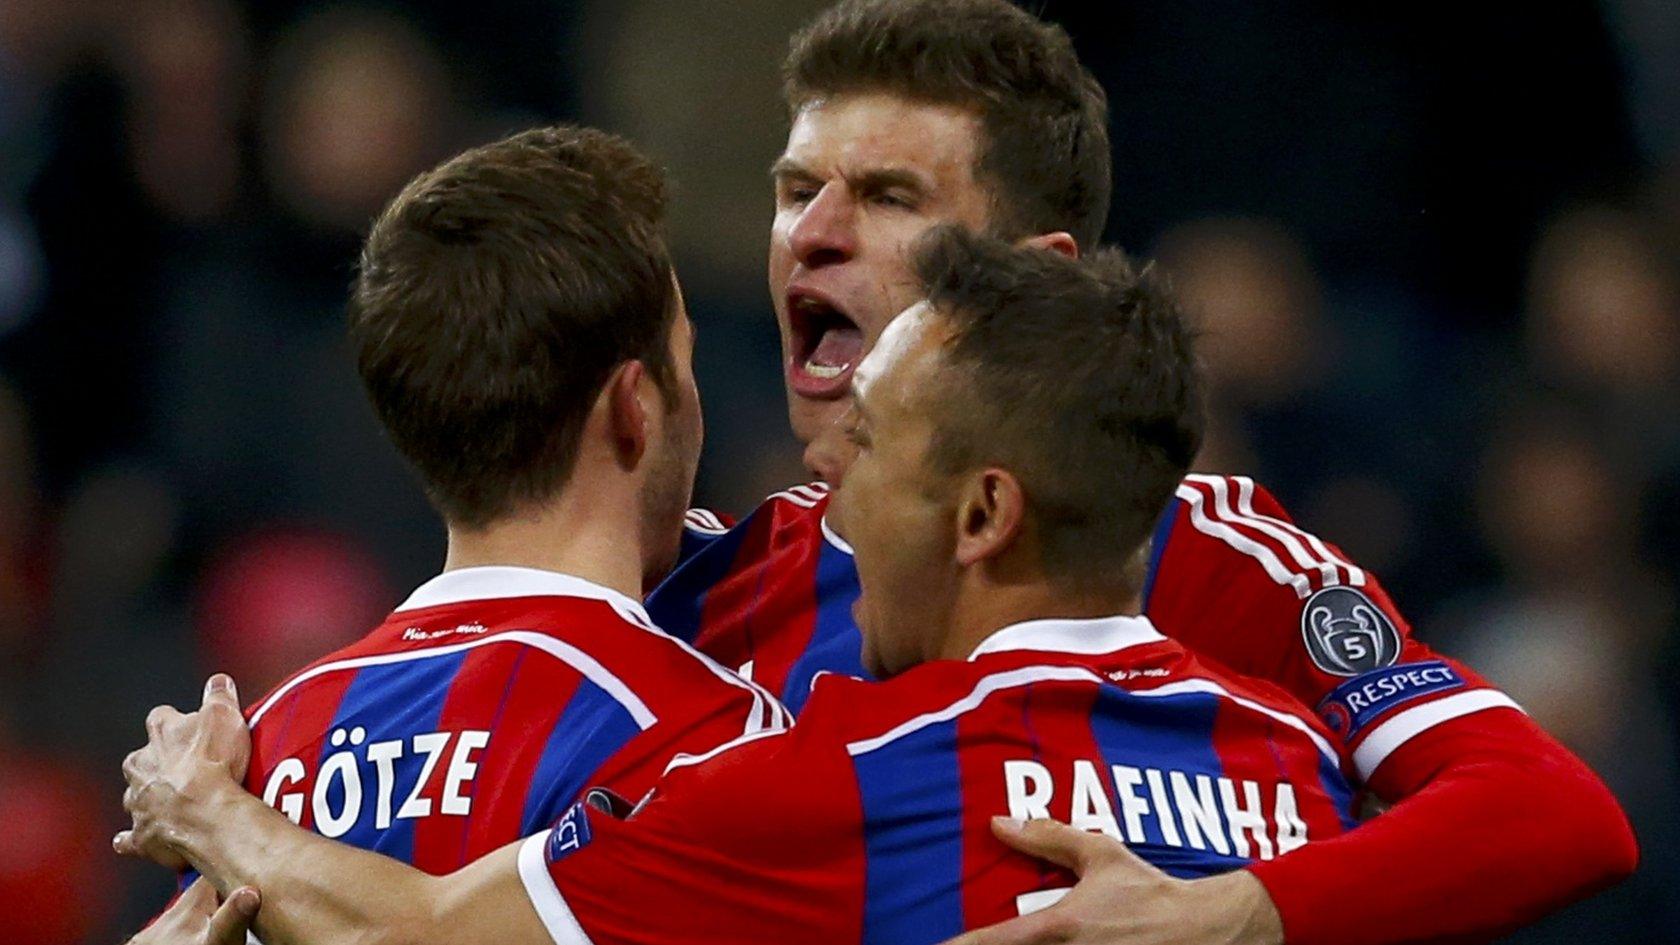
left=784, top=0, right=1111, bottom=248
left=349, top=125, right=676, bottom=529
left=913, top=226, right=1202, bottom=581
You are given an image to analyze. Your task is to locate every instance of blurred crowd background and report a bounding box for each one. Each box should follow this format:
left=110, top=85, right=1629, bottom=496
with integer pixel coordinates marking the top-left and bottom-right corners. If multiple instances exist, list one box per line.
left=0, top=0, right=1674, bottom=941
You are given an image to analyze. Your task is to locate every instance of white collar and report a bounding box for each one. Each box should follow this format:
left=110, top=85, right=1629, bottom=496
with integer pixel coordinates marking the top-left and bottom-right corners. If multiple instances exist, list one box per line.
left=393, top=566, right=652, bottom=627
left=968, top=613, right=1165, bottom=661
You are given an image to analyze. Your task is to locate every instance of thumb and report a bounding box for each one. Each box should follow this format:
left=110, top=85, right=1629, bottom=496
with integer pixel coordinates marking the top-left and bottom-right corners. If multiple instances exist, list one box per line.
left=203, top=673, right=240, bottom=710
left=990, top=816, right=1144, bottom=874
left=205, top=886, right=260, bottom=945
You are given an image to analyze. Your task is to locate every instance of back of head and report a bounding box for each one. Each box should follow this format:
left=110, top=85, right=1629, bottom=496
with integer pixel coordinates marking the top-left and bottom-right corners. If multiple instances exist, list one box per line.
left=350, top=125, right=675, bottom=529
left=913, top=227, right=1202, bottom=583
left=784, top=0, right=1111, bottom=248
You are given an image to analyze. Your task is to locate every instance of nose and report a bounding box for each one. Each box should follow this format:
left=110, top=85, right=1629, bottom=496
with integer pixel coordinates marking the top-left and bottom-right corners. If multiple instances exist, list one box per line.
left=787, top=182, right=857, bottom=269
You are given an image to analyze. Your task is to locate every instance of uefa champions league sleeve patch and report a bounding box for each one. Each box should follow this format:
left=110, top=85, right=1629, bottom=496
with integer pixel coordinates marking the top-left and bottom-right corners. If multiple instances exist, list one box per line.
left=1300, top=586, right=1402, bottom=677
left=542, top=788, right=634, bottom=864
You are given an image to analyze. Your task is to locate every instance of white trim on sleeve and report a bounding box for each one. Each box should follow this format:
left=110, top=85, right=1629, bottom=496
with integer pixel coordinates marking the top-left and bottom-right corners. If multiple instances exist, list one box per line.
left=517, top=833, right=597, bottom=945
left=1352, top=689, right=1524, bottom=780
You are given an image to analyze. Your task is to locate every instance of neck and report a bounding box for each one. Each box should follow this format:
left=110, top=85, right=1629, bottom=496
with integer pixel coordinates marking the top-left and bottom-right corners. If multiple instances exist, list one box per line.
left=441, top=478, right=645, bottom=602
left=938, top=580, right=1140, bottom=662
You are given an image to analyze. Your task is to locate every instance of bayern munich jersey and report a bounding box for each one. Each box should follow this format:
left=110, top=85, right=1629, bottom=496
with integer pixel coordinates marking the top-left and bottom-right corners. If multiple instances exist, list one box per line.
left=648, top=476, right=1522, bottom=786
left=240, top=566, right=788, bottom=874
left=517, top=614, right=1357, bottom=945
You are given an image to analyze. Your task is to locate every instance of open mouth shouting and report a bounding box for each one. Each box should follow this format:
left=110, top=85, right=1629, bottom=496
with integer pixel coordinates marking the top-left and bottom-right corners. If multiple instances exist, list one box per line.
left=785, top=287, right=865, bottom=399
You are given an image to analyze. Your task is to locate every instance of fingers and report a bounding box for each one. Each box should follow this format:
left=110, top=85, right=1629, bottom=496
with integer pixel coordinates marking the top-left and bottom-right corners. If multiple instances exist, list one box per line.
left=146, top=704, right=183, bottom=739
left=112, top=829, right=138, bottom=857
left=124, top=747, right=147, bottom=782
left=205, top=886, right=261, bottom=945
left=990, top=817, right=1142, bottom=873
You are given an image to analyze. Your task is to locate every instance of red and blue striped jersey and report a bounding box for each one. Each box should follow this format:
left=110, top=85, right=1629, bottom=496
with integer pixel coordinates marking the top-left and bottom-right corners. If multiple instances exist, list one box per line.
left=648, top=483, right=861, bottom=715
left=517, top=614, right=1357, bottom=945
left=240, top=566, right=788, bottom=875
left=649, top=476, right=1520, bottom=785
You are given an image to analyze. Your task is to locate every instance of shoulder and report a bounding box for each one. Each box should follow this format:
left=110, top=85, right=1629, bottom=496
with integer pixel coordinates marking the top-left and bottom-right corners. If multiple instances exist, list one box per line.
left=1154, top=473, right=1369, bottom=602
left=662, top=482, right=836, bottom=581
left=801, top=659, right=1063, bottom=757
left=563, top=604, right=792, bottom=736
left=746, top=482, right=836, bottom=543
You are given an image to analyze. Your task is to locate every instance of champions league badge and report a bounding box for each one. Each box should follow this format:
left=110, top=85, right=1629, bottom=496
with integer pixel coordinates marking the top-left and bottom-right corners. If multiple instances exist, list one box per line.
left=1300, top=586, right=1402, bottom=677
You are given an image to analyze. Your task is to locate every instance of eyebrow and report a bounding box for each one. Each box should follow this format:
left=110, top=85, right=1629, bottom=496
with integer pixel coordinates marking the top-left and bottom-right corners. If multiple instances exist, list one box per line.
left=769, top=159, right=933, bottom=196
left=769, top=157, right=815, bottom=182
left=852, top=167, right=931, bottom=195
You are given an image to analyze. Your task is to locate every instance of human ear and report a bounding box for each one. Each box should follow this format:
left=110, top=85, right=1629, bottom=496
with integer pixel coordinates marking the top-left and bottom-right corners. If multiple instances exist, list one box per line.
left=1020, top=231, right=1079, bottom=260
left=605, top=361, right=651, bottom=469
left=954, top=468, right=1026, bottom=567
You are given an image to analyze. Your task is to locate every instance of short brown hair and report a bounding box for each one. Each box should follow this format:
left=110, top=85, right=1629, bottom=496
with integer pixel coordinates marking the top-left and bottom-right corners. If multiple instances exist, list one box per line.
left=350, top=125, right=675, bottom=529
left=785, top=0, right=1111, bottom=248
left=913, top=227, right=1201, bottom=581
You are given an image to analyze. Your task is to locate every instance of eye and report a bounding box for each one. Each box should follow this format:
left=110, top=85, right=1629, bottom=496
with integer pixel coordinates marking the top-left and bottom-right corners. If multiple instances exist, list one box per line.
left=777, top=181, right=820, bottom=207
left=873, top=192, right=914, bottom=210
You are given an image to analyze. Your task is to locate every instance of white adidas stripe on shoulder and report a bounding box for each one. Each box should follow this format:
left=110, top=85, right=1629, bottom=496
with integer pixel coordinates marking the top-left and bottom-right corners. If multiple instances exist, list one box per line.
left=1175, top=483, right=1312, bottom=597
left=617, top=616, right=793, bottom=739
left=1175, top=475, right=1363, bottom=598
left=767, top=481, right=831, bottom=509
left=662, top=727, right=790, bottom=776
left=1229, top=476, right=1365, bottom=586
left=683, top=508, right=729, bottom=535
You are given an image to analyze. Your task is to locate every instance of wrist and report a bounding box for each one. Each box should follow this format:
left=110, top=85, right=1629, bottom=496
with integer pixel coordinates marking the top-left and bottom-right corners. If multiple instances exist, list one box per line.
left=167, top=769, right=245, bottom=870
left=1197, top=869, right=1284, bottom=945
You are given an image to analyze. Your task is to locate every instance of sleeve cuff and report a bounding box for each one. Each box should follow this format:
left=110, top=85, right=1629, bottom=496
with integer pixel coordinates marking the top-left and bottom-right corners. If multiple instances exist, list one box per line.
left=517, top=833, right=596, bottom=945
left=1351, top=690, right=1523, bottom=781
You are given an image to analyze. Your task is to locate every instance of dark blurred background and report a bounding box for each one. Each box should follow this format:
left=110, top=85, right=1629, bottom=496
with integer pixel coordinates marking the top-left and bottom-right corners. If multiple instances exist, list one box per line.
left=0, top=1, right=1674, bottom=941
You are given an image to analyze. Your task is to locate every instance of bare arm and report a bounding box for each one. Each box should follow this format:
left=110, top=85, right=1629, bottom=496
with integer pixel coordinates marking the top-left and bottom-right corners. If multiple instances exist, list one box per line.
left=119, top=676, right=548, bottom=945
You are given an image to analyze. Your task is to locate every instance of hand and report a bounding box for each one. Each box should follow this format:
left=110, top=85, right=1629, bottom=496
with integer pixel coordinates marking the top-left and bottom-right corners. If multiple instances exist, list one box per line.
left=116, top=675, right=253, bottom=869
left=942, top=817, right=1284, bottom=945
left=126, top=879, right=259, bottom=945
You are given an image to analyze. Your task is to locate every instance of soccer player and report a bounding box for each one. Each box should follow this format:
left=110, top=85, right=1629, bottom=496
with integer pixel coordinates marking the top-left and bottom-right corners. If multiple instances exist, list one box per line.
left=121, top=229, right=1362, bottom=945
left=646, top=1, right=1636, bottom=942
left=135, top=124, right=786, bottom=916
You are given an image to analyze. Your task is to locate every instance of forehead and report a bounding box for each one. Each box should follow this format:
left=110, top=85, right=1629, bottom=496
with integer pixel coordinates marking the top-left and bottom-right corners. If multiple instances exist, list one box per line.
left=854, top=301, right=946, bottom=411
left=782, top=93, right=984, bottom=187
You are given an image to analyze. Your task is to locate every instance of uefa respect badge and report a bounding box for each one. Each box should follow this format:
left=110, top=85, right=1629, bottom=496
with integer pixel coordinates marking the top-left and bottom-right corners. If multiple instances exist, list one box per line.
left=544, top=801, right=596, bottom=864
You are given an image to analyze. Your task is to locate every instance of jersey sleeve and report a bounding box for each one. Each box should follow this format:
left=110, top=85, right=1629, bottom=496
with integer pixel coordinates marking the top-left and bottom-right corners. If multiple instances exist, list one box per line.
left=516, top=727, right=862, bottom=945
left=1152, top=475, right=1637, bottom=945
left=1145, top=474, right=1524, bottom=783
